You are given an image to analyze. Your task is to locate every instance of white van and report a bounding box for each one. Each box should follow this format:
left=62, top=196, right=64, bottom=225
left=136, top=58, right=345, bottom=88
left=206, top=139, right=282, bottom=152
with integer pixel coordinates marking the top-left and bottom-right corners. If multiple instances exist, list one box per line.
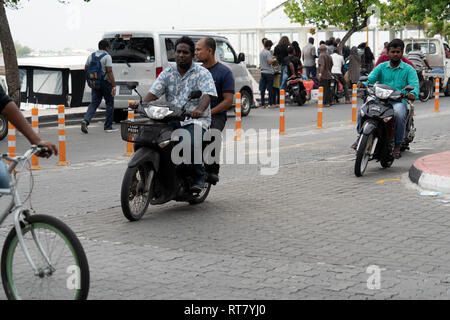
left=101, top=30, right=255, bottom=122
left=404, top=38, right=450, bottom=96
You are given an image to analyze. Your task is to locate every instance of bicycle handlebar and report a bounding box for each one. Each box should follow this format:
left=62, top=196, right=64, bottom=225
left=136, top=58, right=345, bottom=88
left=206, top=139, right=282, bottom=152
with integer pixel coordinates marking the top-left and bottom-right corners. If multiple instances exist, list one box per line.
left=1, top=145, right=50, bottom=163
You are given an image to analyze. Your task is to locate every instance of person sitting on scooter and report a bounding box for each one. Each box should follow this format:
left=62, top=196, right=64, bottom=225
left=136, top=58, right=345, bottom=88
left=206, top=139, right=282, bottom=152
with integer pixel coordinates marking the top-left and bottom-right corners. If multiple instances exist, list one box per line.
left=407, top=43, right=431, bottom=86
left=284, top=46, right=301, bottom=80
left=195, top=37, right=235, bottom=184
left=354, top=39, right=419, bottom=159
left=130, top=36, right=217, bottom=192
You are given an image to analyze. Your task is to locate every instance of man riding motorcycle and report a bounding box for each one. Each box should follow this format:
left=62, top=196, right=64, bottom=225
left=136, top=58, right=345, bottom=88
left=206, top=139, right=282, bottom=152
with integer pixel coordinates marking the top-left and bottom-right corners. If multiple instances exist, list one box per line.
left=354, top=39, right=419, bottom=159
left=407, top=42, right=431, bottom=82
left=130, top=36, right=217, bottom=192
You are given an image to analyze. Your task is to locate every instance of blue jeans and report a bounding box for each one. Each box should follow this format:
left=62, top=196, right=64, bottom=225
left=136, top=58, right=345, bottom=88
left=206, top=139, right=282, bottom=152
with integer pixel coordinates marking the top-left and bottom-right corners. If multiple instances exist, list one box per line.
left=260, top=73, right=274, bottom=106
left=280, top=66, right=288, bottom=91
left=84, top=82, right=114, bottom=130
left=305, top=65, right=317, bottom=79
left=357, top=100, right=407, bottom=147
left=0, top=161, right=10, bottom=190
left=170, top=122, right=206, bottom=182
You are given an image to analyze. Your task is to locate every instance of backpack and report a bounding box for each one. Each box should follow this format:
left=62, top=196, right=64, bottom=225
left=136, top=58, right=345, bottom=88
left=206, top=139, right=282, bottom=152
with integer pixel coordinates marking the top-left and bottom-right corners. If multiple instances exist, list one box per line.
left=86, top=52, right=107, bottom=90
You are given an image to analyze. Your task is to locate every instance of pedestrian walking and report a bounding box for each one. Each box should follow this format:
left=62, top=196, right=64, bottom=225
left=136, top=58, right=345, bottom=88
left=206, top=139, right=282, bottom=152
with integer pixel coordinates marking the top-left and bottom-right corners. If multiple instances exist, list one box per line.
left=259, top=40, right=276, bottom=108
left=81, top=40, right=117, bottom=134
left=302, top=37, right=317, bottom=79
left=317, top=44, right=333, bottom=107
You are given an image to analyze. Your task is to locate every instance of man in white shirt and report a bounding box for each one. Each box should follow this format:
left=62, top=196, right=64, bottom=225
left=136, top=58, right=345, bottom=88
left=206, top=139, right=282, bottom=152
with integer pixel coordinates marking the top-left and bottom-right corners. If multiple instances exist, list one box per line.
left=330, top=49, right=350, bottom=104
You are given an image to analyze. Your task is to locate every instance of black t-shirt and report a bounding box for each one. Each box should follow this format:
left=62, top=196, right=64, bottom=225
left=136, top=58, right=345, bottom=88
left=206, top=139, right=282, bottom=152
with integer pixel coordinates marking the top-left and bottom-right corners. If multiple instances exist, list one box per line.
left=284, top=56, right=301, bottom=78
left=0, top=84, right=12, bottom=113
left=206, top=62, right=235, bottom=120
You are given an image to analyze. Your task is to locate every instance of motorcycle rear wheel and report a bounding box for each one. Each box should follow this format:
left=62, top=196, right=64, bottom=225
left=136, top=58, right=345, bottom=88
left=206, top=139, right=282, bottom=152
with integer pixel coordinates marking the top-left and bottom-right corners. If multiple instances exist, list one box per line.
left=354, top=133, right=373, bottom=177
left=121, top=165, right=153, bottom=221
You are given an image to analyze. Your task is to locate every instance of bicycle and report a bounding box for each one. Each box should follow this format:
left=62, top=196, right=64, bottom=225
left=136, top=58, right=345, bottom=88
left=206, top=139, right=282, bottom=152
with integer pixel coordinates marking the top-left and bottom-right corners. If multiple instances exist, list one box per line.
left=0, top=145, right=89, bottom=300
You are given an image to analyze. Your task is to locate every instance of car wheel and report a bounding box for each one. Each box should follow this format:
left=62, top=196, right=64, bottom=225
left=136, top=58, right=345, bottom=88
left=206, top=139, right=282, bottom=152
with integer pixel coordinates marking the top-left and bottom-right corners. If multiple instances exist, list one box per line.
left=240, top=90, right=252, bottom=117
left=0, top=115, right=8, bottom=141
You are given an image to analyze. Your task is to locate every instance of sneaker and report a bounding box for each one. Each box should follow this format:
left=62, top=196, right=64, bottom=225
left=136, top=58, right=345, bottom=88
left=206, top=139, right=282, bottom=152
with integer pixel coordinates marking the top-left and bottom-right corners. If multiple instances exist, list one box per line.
left=105, top=128, right=119, bottom=133
left=81, top=120, right=88, bottom=134
left=191, top=177, right=205, bottom=193
left=351, top=136, right=360, bottom=150
left=206, top=172, right=219, bottom=185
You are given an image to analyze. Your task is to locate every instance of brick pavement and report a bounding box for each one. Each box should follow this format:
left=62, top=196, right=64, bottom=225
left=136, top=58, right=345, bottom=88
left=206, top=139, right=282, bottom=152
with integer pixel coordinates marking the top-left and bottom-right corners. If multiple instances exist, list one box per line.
left=0, top=99, right=449, bottom=300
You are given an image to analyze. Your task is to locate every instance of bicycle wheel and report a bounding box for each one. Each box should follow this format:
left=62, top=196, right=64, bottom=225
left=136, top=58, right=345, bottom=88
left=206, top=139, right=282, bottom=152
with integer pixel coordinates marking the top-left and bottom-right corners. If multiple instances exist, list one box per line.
left=1, top=214, right=90, bottom=300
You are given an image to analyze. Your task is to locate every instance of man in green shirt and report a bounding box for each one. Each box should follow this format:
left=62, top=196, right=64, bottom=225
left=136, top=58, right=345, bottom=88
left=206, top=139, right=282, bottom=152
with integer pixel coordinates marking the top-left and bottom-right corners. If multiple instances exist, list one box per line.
left=355, top=39, right=419, bottom=158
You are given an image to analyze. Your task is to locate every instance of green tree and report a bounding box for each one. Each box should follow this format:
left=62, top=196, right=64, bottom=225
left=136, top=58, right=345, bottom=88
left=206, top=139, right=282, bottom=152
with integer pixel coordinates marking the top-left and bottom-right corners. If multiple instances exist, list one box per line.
left=284, top=0, right=381, bottom=53
left=0, top=0, right=90, bottom=105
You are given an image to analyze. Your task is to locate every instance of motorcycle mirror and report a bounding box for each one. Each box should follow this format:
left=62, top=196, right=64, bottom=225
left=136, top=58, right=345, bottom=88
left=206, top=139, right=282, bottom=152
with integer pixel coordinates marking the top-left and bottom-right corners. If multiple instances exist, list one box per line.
left=189, top=90, right=202, bottom=100
left=359, top=76, right=368, bottom=82
left=125, top=81, right=139, bottom=90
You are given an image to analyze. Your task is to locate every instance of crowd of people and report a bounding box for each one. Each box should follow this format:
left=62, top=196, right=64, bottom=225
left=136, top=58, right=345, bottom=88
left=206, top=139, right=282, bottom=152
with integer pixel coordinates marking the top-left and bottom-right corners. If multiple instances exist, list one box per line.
left=258, top=36, right=378, bottom=108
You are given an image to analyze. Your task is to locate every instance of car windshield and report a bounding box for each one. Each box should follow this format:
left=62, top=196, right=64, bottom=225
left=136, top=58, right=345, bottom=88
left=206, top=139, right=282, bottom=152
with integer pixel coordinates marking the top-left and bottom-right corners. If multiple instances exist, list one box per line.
left=105, top=36, right=155, bottom=63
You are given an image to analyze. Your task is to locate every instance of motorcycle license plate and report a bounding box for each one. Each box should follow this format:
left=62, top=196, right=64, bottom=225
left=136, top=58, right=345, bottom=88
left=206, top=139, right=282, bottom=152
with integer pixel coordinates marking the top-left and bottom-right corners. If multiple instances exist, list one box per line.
left=118, top=85, right=132, bottom=95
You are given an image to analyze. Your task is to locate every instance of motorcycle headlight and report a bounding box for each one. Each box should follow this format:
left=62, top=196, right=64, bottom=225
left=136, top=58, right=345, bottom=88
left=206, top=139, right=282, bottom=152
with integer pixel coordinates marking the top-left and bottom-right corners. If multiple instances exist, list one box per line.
left=145, top=106, right=174, bottom=120
left=158, top=140, right=171, bottom=148
left=374, top=86, right=394, bottom=100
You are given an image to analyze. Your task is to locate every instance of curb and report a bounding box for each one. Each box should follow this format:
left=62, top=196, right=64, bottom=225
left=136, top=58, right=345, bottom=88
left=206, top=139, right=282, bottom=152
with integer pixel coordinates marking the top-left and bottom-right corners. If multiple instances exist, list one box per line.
left=409, top=152, right=450, bottom=194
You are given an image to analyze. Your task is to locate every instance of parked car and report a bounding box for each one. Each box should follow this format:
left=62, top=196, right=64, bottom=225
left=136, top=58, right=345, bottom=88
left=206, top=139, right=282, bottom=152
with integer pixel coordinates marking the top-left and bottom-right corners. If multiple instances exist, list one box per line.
left=101, top=30, right=255, bottom=122
left=404, top=38, right=450, bottom=96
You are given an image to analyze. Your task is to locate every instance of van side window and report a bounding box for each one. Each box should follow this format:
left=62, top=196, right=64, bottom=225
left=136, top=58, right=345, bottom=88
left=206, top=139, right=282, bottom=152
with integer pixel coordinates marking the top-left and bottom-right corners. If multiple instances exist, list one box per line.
left=216, top=41, right=237, bottom=63
left=405, top=42, right=437, bottom=55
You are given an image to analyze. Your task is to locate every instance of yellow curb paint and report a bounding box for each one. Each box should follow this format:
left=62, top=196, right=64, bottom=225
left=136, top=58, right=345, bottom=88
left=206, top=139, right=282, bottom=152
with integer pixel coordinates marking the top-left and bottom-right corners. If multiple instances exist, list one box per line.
left=376, top=179, right=401, bottom=184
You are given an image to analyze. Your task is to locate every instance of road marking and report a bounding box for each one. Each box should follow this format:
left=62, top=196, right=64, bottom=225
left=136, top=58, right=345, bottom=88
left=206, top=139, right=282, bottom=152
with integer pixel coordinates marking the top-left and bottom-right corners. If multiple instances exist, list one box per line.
left=376, top=179, right=401, bottom=184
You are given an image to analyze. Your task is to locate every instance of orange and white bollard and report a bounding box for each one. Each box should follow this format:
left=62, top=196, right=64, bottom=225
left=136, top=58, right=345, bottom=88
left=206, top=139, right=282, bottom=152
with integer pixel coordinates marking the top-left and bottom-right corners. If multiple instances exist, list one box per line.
left=124, top=101, right=135, bottom=157
left=352, top=84, right=357, bottom=124
left=279, top=89, right=286, bottom=135
left=30, top=107, right=42, bottom=170
left=56, top=105, right=70, bottom=166
left=317, top=86, right=324, bottom=129
left=434, top=78, right=440, bottom=113
left=234, top=92, right=242, bottom=141
left=8, top=122, right=16, bottom=166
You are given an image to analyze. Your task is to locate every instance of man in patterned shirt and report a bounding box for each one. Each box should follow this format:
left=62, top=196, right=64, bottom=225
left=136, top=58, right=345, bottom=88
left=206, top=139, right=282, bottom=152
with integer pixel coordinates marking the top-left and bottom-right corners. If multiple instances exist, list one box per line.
left=132, top=36, right=217, bottom=192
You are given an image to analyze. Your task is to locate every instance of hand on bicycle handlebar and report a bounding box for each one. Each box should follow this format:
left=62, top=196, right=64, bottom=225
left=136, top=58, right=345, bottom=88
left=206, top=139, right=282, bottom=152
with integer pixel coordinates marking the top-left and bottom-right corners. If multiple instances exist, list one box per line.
left=37, top=141, right=58, bottom=158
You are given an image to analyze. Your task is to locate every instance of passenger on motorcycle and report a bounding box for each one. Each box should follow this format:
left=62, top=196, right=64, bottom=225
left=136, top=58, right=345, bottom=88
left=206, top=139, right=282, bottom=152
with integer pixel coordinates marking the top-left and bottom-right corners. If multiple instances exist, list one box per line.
left=407, top=43, right=431, bottom=83
left=195, top=37, right=235, bottom=184
left=130, top=36, right=217, bottom=192
left=284, top=46, right=301, bottom=79
left=354, top=39, right=419, bottom=159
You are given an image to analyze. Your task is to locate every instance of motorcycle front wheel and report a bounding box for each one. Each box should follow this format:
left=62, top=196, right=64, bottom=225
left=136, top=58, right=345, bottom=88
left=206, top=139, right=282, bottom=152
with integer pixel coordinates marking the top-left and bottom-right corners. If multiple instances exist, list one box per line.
left=189, top=183, right=211, bottom=205
left=354, top=133, right=374, bottom=177
left=121, top=165, right=153, bottom=221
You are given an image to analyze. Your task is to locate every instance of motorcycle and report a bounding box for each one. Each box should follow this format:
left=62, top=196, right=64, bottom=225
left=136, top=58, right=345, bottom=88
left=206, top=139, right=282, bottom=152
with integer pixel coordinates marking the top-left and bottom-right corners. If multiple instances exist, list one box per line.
left=119, top=83, right=213, bottom=221
left=286, top=76, right=307, bottom=106
left=330, top=75, right=346, bottom=103
left=354, top=78, right=415, bottom=177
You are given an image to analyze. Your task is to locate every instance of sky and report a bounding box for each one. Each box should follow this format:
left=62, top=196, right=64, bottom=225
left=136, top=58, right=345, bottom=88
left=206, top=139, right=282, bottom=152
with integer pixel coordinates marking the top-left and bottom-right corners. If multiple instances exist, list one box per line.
left=6, top=0, right=288, bottom=51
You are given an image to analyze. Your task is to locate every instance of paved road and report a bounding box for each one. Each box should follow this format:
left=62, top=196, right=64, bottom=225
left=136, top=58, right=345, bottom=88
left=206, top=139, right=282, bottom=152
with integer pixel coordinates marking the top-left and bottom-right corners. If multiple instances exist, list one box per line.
left=0, top=96, right=449, bottom=300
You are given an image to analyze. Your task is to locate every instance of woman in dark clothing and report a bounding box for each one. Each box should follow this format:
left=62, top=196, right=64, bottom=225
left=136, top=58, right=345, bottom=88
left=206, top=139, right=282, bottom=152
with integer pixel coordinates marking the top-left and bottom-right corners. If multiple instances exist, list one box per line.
left=292, top=41, right=302, bottom=59
left=347, top=46, right=361, bottom=86
left=361, top=46, right=375, bottom=73
left=274, top=36, right=291, bottom=91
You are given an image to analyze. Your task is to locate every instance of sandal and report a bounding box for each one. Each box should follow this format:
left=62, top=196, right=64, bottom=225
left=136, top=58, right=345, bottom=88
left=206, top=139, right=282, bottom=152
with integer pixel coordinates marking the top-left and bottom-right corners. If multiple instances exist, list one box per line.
left=392, top=149, right=401, bottom=159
